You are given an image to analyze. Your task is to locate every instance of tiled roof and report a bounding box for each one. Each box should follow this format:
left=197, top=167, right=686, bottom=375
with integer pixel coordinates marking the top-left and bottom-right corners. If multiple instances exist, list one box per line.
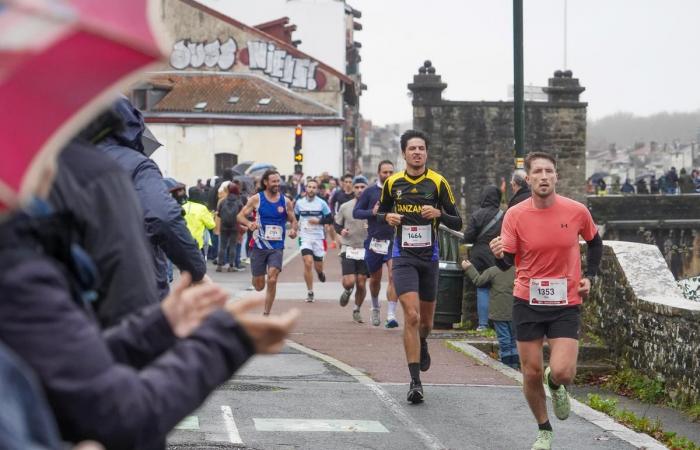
left=148, top=73, right=337, bottom=117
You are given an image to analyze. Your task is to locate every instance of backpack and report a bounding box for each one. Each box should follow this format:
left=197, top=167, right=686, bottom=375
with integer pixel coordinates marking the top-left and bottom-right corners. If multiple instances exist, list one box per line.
left=219, top=195, right=242, bottom=228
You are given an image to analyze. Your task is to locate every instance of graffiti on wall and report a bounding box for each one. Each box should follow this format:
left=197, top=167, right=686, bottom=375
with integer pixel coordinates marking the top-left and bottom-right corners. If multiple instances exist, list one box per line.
left=241, top=41, right=325, bottom=91
left=170, top=38, right=237, bottom=70
left=169, top=37, right=327, bottom=91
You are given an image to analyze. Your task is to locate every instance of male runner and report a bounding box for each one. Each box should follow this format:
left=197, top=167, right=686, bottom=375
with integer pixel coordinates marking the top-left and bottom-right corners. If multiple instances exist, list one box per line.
left=354, top=160, right=400, bottom=328
left=490, top=151, right=602, bottom=450
left=377, top=130, right=462, bottom=404
left=237, top=170, right=298, bottom=315
left=294, top=179, right=334, bottom=302
left=335, top=176, right=370, bottom=323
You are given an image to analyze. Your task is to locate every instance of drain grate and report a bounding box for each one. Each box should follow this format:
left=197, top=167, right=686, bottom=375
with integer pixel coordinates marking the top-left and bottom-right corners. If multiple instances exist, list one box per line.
left=219, top=381, right=285, bottom=392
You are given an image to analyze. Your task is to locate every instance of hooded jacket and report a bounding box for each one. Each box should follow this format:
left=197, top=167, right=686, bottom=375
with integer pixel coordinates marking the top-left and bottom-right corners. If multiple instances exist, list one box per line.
left=97, top=98, right=205, bottom=299
left=463, top=186, right=503, bottom=272
left=50, top=139, right=159, bottom=326
left=0, top=211, right=254, bottom=449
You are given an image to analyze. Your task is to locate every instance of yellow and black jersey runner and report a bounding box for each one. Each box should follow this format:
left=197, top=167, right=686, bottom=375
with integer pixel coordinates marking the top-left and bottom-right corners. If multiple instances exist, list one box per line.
left=377, top=169, right=462, bottom=260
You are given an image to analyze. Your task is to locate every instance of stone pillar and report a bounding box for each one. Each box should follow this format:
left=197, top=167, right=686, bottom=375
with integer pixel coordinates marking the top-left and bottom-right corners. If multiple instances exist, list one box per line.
left=543, top=69, right=585, bottom=103
left=407, top=60, right=447, bottom=106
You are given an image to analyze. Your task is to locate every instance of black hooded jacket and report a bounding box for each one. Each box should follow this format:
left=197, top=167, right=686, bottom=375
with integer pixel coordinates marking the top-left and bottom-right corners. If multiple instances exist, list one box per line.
left=463, top=186, right=503, bottom=272
left=96, top=98, right=205, bottom=300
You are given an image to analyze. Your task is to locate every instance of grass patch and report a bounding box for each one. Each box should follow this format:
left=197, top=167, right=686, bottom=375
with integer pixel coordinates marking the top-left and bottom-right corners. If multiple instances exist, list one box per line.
left=603, top=368, right=666, bottom=404
left=585, top=394, right=699, bottom=450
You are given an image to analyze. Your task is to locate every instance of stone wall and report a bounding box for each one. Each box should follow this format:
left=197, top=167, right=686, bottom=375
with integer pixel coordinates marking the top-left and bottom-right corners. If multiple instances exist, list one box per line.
left=409, top=62, right=587, bottom=215
left=584, top=241, right=700, bottom=405
left=588, top=195, right=700, bottom=279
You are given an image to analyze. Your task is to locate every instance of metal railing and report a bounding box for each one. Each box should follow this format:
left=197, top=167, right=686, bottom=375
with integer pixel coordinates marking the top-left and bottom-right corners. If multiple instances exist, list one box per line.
left=438, top=224, right=468, bottom=262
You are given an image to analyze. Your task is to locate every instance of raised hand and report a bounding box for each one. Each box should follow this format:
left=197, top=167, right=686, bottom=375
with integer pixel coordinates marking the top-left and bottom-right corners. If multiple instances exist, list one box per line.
left=161, top=272, right=229, bottom=338
left=226, top=298, right=300, bottom=354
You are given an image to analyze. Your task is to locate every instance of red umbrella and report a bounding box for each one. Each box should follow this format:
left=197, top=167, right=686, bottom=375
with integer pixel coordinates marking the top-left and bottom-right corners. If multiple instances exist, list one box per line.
left=0, top=0, right=167, bottom=213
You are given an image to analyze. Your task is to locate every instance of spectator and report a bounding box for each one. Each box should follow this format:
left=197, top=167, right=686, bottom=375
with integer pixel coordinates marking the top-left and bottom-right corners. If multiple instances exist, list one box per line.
left=461, top=260, right=519, bottom=369
left=507, top=169, right=530, bottom=208
left=678, top=168, right=695, bottom=194
left=665, top=167, right=679, bottom=194
left=650, top=175, right=659, bottom=194
left=165, top=179, right=216, bottom=258
left=97, top=97, right=206, bottom=300
left=636, top=177, right=650, bottom=194
left=463, top=186, right=504, bottom=331
left=620, top=179, right=635, bottom=194
left=216, top=183, right=244, bottom=272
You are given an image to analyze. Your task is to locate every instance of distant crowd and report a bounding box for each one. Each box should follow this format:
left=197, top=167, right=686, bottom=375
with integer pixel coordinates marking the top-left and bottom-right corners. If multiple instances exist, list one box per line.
left=589, top=167, right=700, bottom=195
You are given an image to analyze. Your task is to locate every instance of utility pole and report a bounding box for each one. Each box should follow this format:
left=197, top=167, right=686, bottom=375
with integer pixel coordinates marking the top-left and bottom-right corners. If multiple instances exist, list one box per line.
left=513, top=0, right=525, bottom=169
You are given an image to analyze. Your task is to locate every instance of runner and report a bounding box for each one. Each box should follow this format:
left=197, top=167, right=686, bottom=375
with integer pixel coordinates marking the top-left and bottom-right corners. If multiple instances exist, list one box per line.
left=377, top=130, right=462, bottom=404
left=353, top=160, right=400, bottom=328
left=237, top=170, right=298, bottom=315
left=490, top=151, right=602, bottom=450
left=294, top=179, right=334, bottom=302
left=335, top=176, right=370, bottom=323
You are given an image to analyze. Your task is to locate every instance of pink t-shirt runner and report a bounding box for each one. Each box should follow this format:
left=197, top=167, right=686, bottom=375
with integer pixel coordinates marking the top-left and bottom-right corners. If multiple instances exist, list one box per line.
left=500, top=194, right=597, bottom=306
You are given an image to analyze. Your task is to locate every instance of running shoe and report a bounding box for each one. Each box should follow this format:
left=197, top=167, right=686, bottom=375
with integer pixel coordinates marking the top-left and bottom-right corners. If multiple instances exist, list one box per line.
left=406, top=380, right=424, bottom=404
left=531, top=429, right=553, bottom=450
left=352, top=310, right=363, bottom=323
left=216, top=265, right=223, bottom=272
left=385, top=317, right=399, bottom=328
left=544, top=366, right=570, bottom=420
left=420, top=340, right=431, bottom=372
left=227, top=266, right=235, bottom=272
left=317, top=271, right=326, bottom=282
left=370, top=308, right=381, bottom=326
left=339, top=288, right=352, bottom=307
left=306, top=291, right=315, bottom=303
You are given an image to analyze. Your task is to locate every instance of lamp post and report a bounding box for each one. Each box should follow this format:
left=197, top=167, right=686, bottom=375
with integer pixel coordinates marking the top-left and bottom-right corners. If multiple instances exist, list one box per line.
left=513, top=0, right=525, bottom=169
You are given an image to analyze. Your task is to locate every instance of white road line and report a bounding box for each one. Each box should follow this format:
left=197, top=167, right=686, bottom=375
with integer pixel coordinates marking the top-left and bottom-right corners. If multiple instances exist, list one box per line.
left=286, top=340, right=449, bottom=450
left=220, top=405, right=243, bottom=444
left=282, top=247, right=301, bottom=267
left=254, top=418, right=389, bottom=433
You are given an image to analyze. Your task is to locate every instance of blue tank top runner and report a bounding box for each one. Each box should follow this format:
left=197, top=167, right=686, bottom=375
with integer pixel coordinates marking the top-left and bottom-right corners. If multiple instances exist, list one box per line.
left=254, top=192, right=287, bottom=250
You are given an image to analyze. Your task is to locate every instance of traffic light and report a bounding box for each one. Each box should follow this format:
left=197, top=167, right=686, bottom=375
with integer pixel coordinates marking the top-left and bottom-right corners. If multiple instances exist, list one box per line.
left=293, top=125, right=303, bottom=169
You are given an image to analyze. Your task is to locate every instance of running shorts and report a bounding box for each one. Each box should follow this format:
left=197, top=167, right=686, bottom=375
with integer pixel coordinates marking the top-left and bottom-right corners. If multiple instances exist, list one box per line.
left=300, top=238, right=325, bottom=261
left=512, top=298, right=581, bottom=341
left=392, top=256, right=439, bottom=301
left=250, top=247, right=284, bottom=277
left=341, top=253, right=369, bottom=276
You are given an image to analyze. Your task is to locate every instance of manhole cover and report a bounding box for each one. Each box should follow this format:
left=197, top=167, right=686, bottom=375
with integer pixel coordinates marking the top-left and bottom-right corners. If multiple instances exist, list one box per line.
left=219, top=381, right=285, bottom=392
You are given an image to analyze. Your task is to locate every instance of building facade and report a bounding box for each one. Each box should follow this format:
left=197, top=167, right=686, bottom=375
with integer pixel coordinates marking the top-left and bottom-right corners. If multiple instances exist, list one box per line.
left=133, top=0, right=360, bottom=185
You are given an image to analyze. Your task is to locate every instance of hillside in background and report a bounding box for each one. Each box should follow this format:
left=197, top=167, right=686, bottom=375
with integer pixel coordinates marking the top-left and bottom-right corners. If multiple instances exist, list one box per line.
left=587, top=110, right=700, bottom=152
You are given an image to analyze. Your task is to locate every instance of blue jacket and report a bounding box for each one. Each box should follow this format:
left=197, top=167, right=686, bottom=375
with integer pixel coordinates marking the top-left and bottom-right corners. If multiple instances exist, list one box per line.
left=0, top=213, right=254, bottom=449
left=97, top=98, right=205, bottom=299
left=353, top=184, right=394, bottom=241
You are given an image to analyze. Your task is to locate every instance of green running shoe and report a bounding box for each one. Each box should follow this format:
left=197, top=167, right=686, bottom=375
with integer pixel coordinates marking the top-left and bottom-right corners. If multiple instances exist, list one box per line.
left=544, top=366, right=570, bottom=420
left=531, top=429, right=553, bottom=450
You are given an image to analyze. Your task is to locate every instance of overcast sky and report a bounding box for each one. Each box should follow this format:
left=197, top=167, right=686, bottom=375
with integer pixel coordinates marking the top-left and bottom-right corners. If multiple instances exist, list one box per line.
left=350, top=0, right=700, bottom=126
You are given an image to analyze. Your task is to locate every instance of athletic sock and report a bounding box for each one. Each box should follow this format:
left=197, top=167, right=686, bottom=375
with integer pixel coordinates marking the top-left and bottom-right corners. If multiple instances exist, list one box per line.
left=408, top=363, right=421, bottom=383
left=538, top=420, right=552, bottom=431
left=387, top=300, right=397, bottom=318
left=420, top=337, right=427, bottom=347
left=371, top=295, right=380, bottom=310
left=547, top=373, right=561, bottom=390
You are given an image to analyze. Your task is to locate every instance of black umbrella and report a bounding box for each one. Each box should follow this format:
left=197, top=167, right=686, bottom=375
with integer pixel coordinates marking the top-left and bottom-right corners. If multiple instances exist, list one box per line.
left=635, top=173, right=654, bottom=182
left=588, top=172, right=609, bottom=182
left=233, top=175, right=256, bottom=194
left=141, top=126, right=162, bottom=156
left=232, top=161, right=254, bottom=176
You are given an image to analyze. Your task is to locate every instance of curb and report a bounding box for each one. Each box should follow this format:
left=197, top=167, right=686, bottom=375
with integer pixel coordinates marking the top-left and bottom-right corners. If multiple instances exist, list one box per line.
left=446, top=340, right=667, bottom=450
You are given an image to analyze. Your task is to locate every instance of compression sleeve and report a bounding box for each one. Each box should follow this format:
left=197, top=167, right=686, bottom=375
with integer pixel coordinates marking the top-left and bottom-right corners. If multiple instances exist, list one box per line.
left=495, top=252, right=515, bottom=271
left=585, top=232, right=603, bottom=278
left=376, top=180, right=394, bottom=224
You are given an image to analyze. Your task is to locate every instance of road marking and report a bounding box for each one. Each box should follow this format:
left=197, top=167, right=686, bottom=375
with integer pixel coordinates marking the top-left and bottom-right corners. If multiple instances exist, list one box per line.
left=282, top=247, right=301, bottom=267
left=220, top=405, right=243, bottom=444
left=175, top=415, right=199, bottom=431
left=287, top=340, right=448, bottom=450
left=254, top=418, right=389, bottom=433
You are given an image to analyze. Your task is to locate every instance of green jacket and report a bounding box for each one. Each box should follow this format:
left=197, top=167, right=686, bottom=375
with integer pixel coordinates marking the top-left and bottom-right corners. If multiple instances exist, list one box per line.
left=465, top=265, right=515, bottom=321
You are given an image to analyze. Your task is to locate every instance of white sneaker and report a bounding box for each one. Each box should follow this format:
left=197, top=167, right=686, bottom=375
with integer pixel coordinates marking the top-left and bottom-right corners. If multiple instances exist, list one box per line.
left=371, top=308, right=381, bottom=326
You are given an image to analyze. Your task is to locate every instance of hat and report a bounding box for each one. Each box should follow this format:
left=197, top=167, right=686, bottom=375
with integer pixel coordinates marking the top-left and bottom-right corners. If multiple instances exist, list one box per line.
left=163, top=177, right=185, bottom=193
left=352, top=175, right=369, bottom=186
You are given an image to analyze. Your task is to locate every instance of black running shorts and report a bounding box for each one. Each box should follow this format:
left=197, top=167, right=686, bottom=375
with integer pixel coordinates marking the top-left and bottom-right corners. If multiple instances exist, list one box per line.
left=392, top=256, right=439, bottom=301
left=340, top=254, right=369, bottom=276
left=512, top=298, right=581, bottom=341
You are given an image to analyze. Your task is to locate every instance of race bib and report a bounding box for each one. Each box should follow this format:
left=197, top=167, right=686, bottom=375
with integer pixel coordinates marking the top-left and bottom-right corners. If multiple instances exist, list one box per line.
left=369, top=238, right=390, bottom=255
left=346, top=247, right=366, bottom=260
left=263, top=225, right=284, bottom=241
left=401, top=225, right=431, bottom=248
left=529, top=278, right=568, bottom=306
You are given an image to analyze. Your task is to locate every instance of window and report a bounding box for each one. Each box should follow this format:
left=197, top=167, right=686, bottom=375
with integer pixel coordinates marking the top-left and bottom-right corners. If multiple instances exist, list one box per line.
left=228, top=96, right=240, bottom=103
left=258, top=98, right=271, bottom=105
left=193, top=101, right=207, bottom=110
left=215, top=153, right=237, bottom=177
